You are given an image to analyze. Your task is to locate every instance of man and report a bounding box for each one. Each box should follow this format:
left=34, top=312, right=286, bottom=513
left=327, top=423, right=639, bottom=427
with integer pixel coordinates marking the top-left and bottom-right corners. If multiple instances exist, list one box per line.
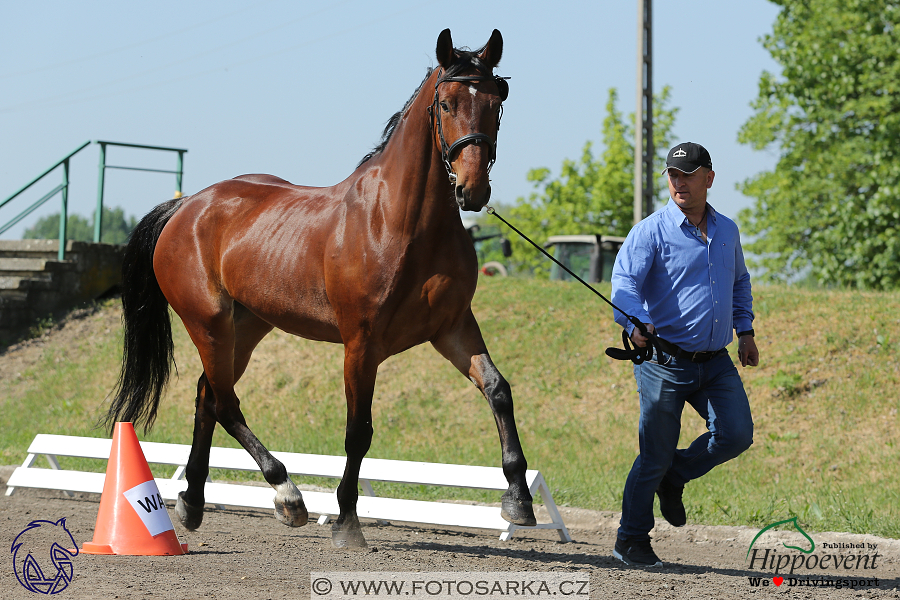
left=610, top=142, right=758, bottom=567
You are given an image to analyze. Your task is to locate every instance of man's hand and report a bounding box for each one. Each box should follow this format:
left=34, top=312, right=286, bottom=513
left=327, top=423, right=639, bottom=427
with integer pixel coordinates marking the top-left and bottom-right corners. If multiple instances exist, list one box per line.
left=738, top=335, right=759, bottom=367
left=630, top=323, right=655, bottom=348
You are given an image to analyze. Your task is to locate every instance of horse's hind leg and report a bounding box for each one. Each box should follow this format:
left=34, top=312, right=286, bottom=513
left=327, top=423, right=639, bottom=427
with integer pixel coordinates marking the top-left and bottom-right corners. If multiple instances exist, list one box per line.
left=432, top=309, right=537, bottom=526
left=177, top=303, right=307, bottom=528
left=175, top=373, right=216, bottom=530
left=176, top=304, right=277, bottom=529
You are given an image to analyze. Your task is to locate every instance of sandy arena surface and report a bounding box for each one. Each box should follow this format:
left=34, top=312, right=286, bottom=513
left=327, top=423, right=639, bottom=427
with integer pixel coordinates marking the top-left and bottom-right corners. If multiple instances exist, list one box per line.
left=2, top=469, right=898, bottom=600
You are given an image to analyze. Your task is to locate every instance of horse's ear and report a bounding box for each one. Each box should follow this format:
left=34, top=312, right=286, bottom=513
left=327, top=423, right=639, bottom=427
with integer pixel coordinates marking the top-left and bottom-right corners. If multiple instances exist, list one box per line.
left=436, top=29, right=454, bottom=69
left=479, top=29, right=503, bottom=69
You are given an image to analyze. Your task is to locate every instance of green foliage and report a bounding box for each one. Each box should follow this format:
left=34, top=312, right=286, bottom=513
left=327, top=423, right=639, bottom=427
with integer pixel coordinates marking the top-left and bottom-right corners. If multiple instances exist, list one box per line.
left=738, top=0, right=900, bottom=289
left=23, top=206, right=137, bottom=244
left=499, top=87, right=677, bottom=278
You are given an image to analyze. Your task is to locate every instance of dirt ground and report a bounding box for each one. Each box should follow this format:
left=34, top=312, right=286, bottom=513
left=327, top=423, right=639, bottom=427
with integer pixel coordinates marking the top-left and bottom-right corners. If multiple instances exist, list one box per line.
left=2, top=472, right=899, bottom=600
left=3, top=307, right=900, bottom=598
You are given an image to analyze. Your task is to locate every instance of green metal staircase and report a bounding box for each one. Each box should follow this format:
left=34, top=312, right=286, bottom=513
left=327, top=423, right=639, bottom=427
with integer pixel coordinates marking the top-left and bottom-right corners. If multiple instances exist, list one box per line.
left=0, top=141, right=187, bottom=343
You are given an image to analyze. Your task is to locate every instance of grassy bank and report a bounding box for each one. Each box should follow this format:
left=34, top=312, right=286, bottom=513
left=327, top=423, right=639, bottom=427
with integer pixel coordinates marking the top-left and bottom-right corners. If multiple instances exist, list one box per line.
left=1, top=278, right=898, bottom=537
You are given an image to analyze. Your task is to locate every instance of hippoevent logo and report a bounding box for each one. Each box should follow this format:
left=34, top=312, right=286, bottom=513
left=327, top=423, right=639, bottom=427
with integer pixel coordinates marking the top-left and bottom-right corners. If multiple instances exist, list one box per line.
left=746, top=517, right=882, bottom=591
left=11, top=518, right=79, bottom=594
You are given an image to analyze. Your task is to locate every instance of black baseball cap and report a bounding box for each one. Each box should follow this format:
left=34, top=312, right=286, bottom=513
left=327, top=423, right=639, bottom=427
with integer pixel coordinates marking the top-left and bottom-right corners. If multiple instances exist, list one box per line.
left=662, top=142, right=712, bottom=174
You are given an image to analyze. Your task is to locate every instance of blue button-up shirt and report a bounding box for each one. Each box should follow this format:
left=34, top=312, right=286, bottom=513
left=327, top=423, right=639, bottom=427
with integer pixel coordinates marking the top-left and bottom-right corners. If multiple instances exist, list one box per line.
left=611, top=199, right=754, bottom=353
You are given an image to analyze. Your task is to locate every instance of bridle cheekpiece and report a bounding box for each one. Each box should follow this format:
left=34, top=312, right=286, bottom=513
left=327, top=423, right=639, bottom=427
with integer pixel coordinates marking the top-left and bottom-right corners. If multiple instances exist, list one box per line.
left=428, top=67, right=510, bottom=184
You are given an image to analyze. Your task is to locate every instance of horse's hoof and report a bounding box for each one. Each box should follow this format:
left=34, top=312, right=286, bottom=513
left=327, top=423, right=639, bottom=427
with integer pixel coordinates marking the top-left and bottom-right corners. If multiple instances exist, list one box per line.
left=500, top=493, right=537, bottom=527
left=331, top=526, right=368, bottom=550
left=331, top=514, right=368, bottom=550
left=175, top=491, right=204, bottom=530
left=274, top=497, right=309, bottom=527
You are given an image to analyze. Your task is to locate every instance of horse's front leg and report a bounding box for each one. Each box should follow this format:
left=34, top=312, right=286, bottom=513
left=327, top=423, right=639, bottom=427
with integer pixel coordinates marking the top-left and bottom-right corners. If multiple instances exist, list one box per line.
left=332, top=342, right=377, bottom=550
left=432, top=309, right=536, bottom=526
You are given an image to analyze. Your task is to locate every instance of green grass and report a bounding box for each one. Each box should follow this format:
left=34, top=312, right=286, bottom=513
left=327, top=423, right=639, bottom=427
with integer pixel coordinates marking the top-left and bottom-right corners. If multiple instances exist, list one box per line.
left=1, top=280, right=899, bottom=538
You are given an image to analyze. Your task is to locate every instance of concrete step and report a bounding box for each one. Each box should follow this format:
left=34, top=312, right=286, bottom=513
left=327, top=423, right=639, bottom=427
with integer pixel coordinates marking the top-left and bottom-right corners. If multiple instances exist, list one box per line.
left=0, top=239, right=63, bottom=260
left=0, top=275, right=54, bottom=291
left=0, top=289, right=29, bottom=304
left=0, top=257, right=74, bottom=277
left=0, top=240, right=124, bottom=345
left=0, top=239, right=109, bottom=262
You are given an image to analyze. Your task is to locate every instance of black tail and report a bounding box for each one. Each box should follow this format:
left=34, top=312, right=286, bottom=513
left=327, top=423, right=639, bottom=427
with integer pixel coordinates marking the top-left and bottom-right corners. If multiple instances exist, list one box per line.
left=105, top=197, right=183, bottom=434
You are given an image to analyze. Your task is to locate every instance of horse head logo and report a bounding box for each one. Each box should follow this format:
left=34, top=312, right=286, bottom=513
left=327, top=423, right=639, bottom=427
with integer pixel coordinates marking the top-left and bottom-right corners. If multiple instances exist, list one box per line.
left=747, top=516, right=815, bottom=559
left=11, top=518, right=79, bottom=594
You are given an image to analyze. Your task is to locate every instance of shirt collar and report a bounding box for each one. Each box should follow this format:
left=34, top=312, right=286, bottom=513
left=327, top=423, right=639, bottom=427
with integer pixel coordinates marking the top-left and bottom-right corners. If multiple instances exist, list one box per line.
left=664, top=198, right=718, bottom=229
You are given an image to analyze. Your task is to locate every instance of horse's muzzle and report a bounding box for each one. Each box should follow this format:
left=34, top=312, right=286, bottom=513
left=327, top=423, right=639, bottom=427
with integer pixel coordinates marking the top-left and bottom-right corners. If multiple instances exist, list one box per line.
left=455, top=183, right=491, bottom=212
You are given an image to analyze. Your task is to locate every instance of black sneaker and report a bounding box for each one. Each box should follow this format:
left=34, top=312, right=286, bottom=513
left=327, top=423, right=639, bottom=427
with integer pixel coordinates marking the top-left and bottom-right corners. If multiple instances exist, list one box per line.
left=613, top=537, right=663, bottom=567
left=656, top=479, right=686, bottom=527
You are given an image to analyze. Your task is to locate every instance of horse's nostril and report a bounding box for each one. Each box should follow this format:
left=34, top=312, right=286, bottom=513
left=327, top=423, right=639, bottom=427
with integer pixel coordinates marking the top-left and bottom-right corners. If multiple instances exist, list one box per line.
left=455, top=185, right=466, bottom=205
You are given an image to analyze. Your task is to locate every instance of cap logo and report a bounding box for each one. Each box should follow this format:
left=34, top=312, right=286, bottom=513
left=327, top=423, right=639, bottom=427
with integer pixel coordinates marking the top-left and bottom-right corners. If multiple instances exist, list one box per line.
left=672, top=148, right=687, bottom=158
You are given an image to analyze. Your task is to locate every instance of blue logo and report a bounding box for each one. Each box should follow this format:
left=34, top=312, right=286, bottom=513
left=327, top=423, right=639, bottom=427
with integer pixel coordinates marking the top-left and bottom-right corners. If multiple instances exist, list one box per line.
left=11, top=518, right=79, bottom=594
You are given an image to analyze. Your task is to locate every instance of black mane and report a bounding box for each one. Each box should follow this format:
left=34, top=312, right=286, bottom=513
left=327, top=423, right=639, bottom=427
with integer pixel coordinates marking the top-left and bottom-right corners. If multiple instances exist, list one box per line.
left=357, top=46, right=494, bottom=168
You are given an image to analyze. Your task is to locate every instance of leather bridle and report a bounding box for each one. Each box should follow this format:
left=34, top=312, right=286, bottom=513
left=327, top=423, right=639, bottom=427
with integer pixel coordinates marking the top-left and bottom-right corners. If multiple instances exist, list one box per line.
left=428, top=68, right=510, bottom=184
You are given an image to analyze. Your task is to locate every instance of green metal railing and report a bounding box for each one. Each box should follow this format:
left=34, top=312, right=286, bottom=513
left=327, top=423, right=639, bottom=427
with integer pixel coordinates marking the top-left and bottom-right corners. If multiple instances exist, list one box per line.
left=0, top=141, right=91, bottom=260
left=95, top=141, right=186, bottom=244
left=0, top=140, right=187, bottom=260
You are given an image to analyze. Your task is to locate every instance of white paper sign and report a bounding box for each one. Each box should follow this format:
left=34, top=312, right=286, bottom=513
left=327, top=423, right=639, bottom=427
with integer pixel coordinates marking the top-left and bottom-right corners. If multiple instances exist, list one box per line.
left=122, top=480, right=175, bottom=537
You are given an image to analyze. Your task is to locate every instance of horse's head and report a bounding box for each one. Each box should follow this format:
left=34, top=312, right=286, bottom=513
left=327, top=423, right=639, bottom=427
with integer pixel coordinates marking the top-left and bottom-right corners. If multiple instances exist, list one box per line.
left=431, top=29, right=507, bottom=212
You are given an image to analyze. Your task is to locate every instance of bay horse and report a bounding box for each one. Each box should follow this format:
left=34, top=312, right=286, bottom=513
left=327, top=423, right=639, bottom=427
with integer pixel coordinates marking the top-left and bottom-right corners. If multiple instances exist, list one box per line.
left=106, top=28, right=535, bottom=549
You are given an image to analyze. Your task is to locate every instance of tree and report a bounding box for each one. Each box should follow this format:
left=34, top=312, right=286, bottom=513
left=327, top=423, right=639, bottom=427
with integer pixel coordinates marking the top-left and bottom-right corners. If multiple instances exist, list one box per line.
left=23, top=206, right=137, bottom=245
left=491, top=87, right=677, bottom=277
left=738, top=0, right=900, bottom=289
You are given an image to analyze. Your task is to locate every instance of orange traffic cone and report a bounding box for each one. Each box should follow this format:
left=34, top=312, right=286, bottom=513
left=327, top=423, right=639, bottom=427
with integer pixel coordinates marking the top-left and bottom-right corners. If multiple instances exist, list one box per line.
left=81, top=422, right=188, bottom=555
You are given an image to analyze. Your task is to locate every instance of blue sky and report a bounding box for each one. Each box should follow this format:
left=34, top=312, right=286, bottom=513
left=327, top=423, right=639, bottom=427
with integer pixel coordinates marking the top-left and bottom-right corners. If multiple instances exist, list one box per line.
left=0, top=0, right=782, bottom=239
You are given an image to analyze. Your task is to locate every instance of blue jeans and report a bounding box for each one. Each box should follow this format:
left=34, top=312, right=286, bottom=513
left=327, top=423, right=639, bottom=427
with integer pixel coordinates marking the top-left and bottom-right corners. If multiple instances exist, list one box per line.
left=618, top=349, right=753, bottom=541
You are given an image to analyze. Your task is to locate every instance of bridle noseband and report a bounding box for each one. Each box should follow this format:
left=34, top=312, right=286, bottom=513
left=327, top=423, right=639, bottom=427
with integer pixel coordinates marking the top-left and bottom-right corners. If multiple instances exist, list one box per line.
left=428, top=68, right=510, bottom=184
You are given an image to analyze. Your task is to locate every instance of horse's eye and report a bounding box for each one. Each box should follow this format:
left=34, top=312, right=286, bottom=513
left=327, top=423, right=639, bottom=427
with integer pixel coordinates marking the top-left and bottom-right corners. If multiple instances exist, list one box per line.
left=440, top=101, right=450, bottom=113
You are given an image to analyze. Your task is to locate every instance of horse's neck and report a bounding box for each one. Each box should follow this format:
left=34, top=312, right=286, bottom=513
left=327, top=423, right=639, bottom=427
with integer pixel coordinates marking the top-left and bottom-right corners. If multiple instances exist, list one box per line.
left=370, top=77, right=458, bottom=234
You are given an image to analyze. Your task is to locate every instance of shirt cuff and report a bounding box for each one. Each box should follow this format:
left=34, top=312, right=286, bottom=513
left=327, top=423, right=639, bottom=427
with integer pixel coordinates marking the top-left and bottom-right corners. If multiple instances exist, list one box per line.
left=734, top=319, right=753, bottom=335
